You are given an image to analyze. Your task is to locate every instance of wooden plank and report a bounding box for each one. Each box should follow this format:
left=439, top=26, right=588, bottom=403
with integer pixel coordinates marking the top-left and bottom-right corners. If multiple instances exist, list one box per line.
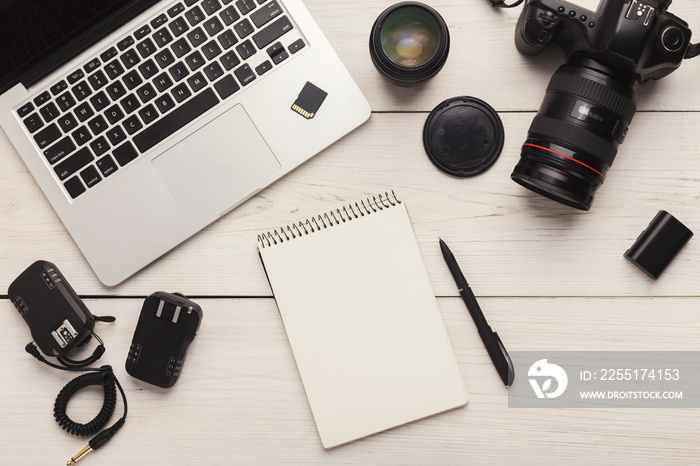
left=1, top=112, right=698, bottom=296
left=306, top=0, right=700, bottom=112
left=1, top=298, right=698, bottom=465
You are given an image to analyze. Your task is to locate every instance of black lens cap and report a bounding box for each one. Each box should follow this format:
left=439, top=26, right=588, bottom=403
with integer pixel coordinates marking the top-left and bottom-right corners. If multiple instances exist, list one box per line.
left=423, top=96, right=504, bottom=177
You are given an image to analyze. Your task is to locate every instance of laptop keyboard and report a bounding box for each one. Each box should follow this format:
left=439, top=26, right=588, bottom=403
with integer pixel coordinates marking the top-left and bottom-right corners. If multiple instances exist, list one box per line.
left=15, top=0, right=305, bottom=199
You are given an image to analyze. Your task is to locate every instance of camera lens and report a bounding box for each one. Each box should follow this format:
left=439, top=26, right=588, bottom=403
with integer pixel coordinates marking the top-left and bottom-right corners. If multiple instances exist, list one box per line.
left=369, top=2, right=450, bottom=86
left=511, top=55, right=638, bottom=211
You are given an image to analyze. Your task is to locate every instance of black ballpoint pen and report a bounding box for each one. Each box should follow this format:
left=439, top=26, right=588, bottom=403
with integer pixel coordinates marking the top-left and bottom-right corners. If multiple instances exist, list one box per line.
left=439, top=238, right=514, bottom=387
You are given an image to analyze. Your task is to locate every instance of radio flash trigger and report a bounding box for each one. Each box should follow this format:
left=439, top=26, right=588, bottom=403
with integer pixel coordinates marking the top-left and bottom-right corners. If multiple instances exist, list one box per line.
left=291, top=81, right=327, bottom=119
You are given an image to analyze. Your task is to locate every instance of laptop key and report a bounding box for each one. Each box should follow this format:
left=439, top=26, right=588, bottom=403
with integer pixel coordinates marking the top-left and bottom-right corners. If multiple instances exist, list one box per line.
left=90, top=136, right=110, bottom=157
left=90, top=91, right=110, bottom=112
left=153, top=73, right=174, bottom=92
left=75, top=102, right=95, bottom=122
left=204, top=62, right=224, bottom=81
left=151, top=14, right=169, bottom=30
left=188, top=72, right=208, bottom=92
left=63, top=176, right=86, bottom=199
left=23, top=113, right=44, bottom=133
left=33, top=91, right=52, bottom=107
left=213, top=74, right=240, bottom=99
left=202, top=0, right=222, bottom=15
left=139, top=104, right=159, bottom=124
left=234, top=63, right=256, bottom=86
left=121, top=94, right=141, bottom=114
left=100, top=47, right=118, bottom=62
left=169, top=62, right=190, bottom=82
left=136, top=82, right=157, bottom=102
left=133, top=88, right=219, bottom=153
left=169, top=17, right=190, bottom=37
left=220, top=50, right=241, bottom=70
left=154, top=49, right=175, bottom=69
left=185, top=51, right=205, bottom=71
left=185, top=7, right=206, bottom=26
left=155, top=94, right=176, bottom=113
left=134, top=25, right=152, bottom=40
left=84, top=58, right=101, bottom=74
left=184, top=0, right=199, bottom=5
left=123, top=115, right=143, bottom=135
left=40, top=102, right=60, bottom=122
left=171, top=83, right=192, bottom=102
left=187, top=27, right=207, bottom=47
left=220, top=6, right=240, bottom=25
left=217, top=30, right=238, bottom=49
left=123, top=70, right=143, bottom=90
left=58, top=114, right=78, bottom=132
left=107, top=127, right=127, bottom=146
left=113, top=141, right=139, bottom=166
left=72, top=81, right=93, bottom=101
left=236, top=40, right=256, bottom=59
left=120, top=49, right=141, bottom=69
left=288, top=38, right=305, bottom=54
left=154, top=28, right=174, bottom=47
left=50, top=80, right=69, bottom=96
left=252, top=16, right=292, bottom=49
left=107, top=81, right=127, bottom=100
left=138, top=59, right=159, bottom=79
left=202, top=40, right=222, bottom=59
left=233, top=18, right=254, bottom=39
left=236, top=0, right=256, bottom=15
left=204, top=17, right=224, bottom=36
left=44, top=136, right=76, bottom=164
left=34, top=124, right=62, bottom=149
left=255, top=60, right=272, bottom=76
left=105, top=60, right=125, bottom=79
left=55, top=147, right=94, bottom=180
left=80, top=165, right=102, bottom=188
left=71, top=126, right=93, bottom=146
left=168, top=2, right=186, bottom=18
left=271, top=48, right=288, bottom=64
left=136, top=38, right=157, bottom=58
left=172, top=38, right=192, bottom=58
left=96, top=155, right=118, bottom=177
left=251, top=0, right=281, bottom=28
left=117, top=36, right=135, bottom=51
left=105, top=105, right=125, bottom=125
left=88, top=70, right=108, bottom=90
left=88, top=115, right=108, bottom=135
left=17, top=102, right=34, bottom=118
left=67, top=70, right=85, bottom=85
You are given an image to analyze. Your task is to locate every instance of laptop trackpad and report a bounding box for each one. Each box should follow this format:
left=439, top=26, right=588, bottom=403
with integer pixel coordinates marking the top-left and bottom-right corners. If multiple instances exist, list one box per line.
left=152, top=104, right=281, bottom=224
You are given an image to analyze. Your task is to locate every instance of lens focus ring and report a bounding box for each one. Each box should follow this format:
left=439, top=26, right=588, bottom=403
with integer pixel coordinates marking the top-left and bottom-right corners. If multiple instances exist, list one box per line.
left=547, top=72, right=637, bottom=124
left=528, top=115, right=617, bottom=167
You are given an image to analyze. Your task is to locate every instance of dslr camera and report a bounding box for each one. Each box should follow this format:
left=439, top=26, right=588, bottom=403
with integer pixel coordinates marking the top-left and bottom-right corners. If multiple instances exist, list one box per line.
left=510, top=0, right=698, bottom=210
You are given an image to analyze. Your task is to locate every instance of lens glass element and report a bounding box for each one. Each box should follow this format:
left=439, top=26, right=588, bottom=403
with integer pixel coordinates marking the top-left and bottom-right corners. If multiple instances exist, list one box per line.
left=380, top=6, right=441, bottom=67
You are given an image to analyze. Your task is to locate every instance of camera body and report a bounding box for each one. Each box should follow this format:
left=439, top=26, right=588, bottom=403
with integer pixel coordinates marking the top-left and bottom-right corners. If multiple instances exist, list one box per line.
left=515, top=0, right=692, bottom=83
left=510, top=0, right=696, bottom=211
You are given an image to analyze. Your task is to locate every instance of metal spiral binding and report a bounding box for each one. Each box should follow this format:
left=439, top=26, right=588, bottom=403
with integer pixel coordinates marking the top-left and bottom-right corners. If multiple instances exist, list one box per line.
left=257, top=191, right=400, bottom=248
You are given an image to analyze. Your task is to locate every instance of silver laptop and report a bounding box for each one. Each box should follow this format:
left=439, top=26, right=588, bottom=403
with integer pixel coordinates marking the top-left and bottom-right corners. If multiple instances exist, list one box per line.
left=0, top=0, right=370, bottom=286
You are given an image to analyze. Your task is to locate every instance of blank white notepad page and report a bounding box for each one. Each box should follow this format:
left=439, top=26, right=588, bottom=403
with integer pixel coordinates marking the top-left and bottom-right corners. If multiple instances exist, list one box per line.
left=258, top=195, right=467, bottom=448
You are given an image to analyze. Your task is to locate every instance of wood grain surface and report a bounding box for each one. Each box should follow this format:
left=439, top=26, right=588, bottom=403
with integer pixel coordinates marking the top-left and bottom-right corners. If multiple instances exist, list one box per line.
left=1, top=0, right=699, bottom=464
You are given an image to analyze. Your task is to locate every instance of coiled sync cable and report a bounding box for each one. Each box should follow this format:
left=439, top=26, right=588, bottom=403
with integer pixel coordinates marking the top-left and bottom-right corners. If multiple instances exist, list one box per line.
left=25, top=342, right=127, bottom=465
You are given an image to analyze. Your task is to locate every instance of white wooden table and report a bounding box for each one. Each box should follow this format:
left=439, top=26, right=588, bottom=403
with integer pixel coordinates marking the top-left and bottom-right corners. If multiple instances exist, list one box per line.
left=2, top=1, right=700, bottom=464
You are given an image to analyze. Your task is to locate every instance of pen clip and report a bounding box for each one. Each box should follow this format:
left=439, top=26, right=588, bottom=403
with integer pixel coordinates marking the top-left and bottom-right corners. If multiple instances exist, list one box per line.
left=494, top=331, right=515, bottom=386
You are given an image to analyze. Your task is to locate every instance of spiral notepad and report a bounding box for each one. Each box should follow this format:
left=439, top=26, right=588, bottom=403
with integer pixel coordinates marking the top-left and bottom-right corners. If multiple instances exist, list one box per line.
left=257, top=192, right=467, bottom=448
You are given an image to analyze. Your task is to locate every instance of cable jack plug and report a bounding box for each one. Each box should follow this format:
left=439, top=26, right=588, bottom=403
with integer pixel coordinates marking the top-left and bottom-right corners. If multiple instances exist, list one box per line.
left=66, top=418, right=125, bottom=465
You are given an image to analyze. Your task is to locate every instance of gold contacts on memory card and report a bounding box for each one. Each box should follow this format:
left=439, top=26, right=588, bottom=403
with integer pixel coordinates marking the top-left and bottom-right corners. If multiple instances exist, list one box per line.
left=291, top=82, right=327, bottom=119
